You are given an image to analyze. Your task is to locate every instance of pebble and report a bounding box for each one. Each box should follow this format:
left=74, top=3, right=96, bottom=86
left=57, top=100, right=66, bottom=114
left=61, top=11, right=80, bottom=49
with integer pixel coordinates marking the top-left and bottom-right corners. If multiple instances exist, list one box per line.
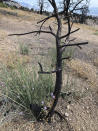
left=67, top=105, right=71, bottom=110
left=65, top=112, right=69, bottom=117
left=19, top=112, right=24, bottom=116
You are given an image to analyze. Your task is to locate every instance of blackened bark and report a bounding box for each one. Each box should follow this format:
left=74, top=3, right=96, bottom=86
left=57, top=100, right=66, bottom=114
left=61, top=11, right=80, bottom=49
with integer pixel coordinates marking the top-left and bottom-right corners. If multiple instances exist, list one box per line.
left=46, top=16, right=62, bottom=119
left=40, top=3, right=43, bottom=14
left=9, top=0, right=89, bottom=123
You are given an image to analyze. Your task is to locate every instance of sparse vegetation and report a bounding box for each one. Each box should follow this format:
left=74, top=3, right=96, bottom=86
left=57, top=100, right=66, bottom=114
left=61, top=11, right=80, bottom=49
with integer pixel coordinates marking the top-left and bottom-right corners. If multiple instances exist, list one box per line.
left=61, top=75, right=90, bottom=102
left=0, top=1, right=98, bottom=131
left=0, top=64, right=54, bottom=118
left=0, top=2, right=8, bottom=8
left=93, top=58, right=98, bottom=67
left=19, top=44, right=29, bottom=55
left=2, top=52, right=31, bottom=69
left=94, top=30, right=98, bottom=35
left=67, top=59, right=98, bottom=87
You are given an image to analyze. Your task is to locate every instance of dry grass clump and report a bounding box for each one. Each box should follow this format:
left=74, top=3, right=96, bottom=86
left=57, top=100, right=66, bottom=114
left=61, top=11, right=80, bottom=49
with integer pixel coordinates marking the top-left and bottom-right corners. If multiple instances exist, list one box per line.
left=94, top=30, right=98, bottom=35
left=2, top=52, right=31, bottom=69
left=93, top=58, right=98, bottom=67
left=67, top=59, right=97, bottom=87
left=0, top=30, right=7, bottom=40
left=74, top=22, right=98, bottom=32
left=0, top=30, right=17, bottom=62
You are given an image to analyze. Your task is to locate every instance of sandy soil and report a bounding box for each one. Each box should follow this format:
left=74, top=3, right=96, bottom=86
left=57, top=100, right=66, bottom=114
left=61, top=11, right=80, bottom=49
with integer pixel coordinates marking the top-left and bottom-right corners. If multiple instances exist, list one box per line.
left=0, top=7, right=98, bottom=131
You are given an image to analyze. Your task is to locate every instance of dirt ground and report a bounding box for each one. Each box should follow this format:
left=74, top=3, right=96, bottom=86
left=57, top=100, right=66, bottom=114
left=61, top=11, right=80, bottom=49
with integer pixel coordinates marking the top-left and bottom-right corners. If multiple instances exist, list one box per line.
left=0, top=7, right=98, bottom=131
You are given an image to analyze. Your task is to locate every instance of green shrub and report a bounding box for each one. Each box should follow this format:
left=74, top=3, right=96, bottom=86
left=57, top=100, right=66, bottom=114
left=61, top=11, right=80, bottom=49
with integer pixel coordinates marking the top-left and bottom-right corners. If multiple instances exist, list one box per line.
left=10, top=6, right=16, bottom=10
left=0, top=65, right=54, bottom=115
left=0, top=2, right=16, bottom=9
left=19, top=44, right=29, bottom=55
left=0, top=2, right=8, bottom=8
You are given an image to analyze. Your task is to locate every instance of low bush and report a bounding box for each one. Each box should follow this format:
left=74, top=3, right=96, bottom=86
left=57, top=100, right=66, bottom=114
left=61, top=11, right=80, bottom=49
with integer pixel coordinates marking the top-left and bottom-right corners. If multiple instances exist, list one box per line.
left=0, top=2, right=8, bottom=8
left=19, top=44, right=29, bottom=55
left=0, top=64, right=54, bottom=117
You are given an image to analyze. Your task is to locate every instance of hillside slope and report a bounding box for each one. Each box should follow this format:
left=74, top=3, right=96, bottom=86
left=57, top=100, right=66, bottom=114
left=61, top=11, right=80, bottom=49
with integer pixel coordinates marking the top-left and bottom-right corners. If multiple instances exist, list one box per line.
left=0, top=7, right=98, bottom=131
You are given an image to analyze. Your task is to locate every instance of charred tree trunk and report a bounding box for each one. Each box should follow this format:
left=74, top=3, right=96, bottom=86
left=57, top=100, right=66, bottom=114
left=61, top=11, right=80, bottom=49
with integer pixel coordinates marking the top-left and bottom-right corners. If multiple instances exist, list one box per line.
left=39, top=0, right=44, bottom=14
left=46, top=16, right=62, bottom=119
left=9, top=0, right=89, bottom=124
left=40, top=3, right=43, bottom=14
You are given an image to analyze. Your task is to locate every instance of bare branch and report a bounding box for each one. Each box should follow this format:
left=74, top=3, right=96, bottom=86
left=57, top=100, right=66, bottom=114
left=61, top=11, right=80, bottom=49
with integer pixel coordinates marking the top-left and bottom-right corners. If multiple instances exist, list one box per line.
left=69, top=38, right=76, bottom=42
left=38, top=62, right=43, bottom=72
left=48, top=0, right=53, bottom=6
left=9, top=30, right=56, bottom=37
left=71, top=0, right=84, bottom=13
left=49, top=26, right=53, bottom=32
left=77, top=45, right=82, bottom=49
left=37, top=14, right=55, bottom=24
left=61, top=57, right=71, bottom=60
left=59, top=42, right=88, bottom=48
left=60, top=28, right=80, bottom=39
left=74, top=7, right=86, bottom=11
left=38, top=69, right=61, bottom=74
left=38, top=62, right=61, bottom=74
left=48, top=0, right=57, bottom=14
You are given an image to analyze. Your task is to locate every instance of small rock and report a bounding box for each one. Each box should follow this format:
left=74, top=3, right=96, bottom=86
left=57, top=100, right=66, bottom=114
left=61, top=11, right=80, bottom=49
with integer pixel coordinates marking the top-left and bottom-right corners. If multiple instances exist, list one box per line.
left=67, top=105, right=71, bottom=110
left=65, top=112, right=69, bottom=117
left=19, top=112, right=24, bottom=116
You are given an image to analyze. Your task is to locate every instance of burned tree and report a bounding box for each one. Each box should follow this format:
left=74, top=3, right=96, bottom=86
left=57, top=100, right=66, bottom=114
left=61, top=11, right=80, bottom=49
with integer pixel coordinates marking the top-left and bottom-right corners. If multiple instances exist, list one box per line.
left=9, top=0, right=88, bottom=122
left=79, top=4, right=89, bottom=23
left=38, top=0, right=44, bottom=14
left=38, top=0, right=48, bottom=14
